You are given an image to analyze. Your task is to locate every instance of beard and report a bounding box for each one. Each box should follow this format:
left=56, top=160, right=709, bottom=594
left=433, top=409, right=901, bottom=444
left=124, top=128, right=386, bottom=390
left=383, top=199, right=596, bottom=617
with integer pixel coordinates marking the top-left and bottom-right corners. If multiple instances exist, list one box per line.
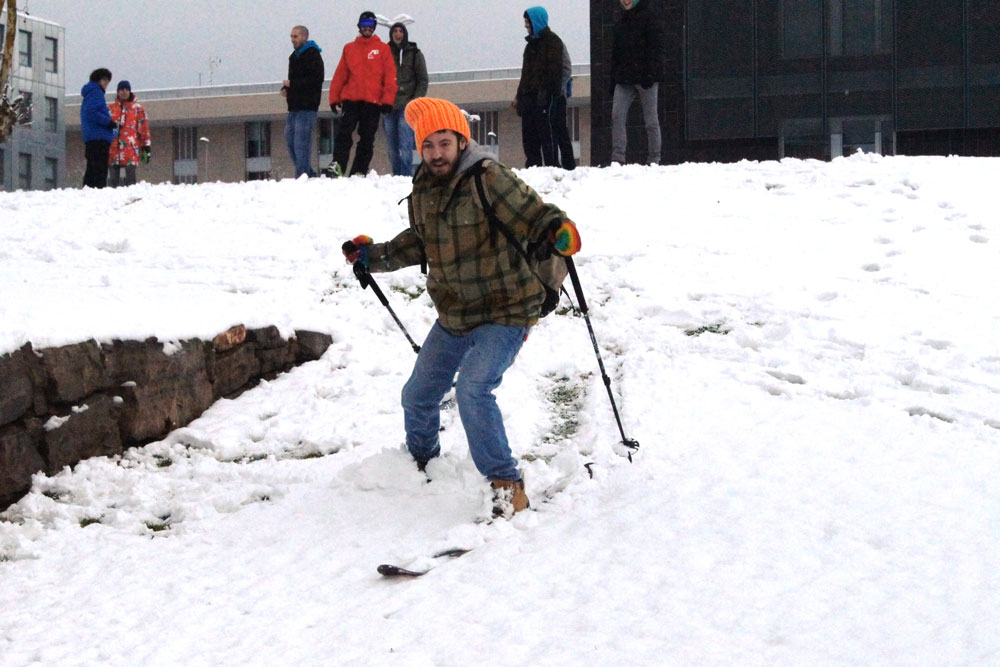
left=426, top=155, right=460, bottom=184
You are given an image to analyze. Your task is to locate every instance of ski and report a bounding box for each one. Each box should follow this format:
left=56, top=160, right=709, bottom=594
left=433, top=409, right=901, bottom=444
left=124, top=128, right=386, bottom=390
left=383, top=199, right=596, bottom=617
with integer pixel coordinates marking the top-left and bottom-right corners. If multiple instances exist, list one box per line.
left=377, top=548, right=470, bottom=578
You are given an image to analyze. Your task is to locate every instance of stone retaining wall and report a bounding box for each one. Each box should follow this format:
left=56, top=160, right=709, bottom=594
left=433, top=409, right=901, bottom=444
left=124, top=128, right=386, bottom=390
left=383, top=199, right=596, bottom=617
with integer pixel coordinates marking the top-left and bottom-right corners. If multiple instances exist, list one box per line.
left=0, top=325, right=331, bottom=510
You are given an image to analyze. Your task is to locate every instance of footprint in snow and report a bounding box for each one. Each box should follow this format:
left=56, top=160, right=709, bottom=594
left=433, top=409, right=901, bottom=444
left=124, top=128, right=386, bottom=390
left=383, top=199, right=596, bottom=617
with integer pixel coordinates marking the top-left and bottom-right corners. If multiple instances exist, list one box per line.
left=969, top=235, right=989, bottom=244
left=862, top=263, right=882, bottom=272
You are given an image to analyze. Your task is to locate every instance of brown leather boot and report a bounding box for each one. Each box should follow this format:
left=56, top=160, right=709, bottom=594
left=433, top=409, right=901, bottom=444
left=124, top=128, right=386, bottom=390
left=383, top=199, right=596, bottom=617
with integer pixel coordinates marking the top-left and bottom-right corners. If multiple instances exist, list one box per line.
left=491, top=479, right=530, bottom=518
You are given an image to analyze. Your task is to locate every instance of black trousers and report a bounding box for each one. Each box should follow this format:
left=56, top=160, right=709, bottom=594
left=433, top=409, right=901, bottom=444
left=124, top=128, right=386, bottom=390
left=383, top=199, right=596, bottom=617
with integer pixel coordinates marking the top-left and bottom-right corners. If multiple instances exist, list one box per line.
left=333, top=101, right=382, bottom=176
left=83, top=140, right=110, bottom=188
left=549, top=95, right=576, bottom=170
left=520, top=100, right=557, bottom=168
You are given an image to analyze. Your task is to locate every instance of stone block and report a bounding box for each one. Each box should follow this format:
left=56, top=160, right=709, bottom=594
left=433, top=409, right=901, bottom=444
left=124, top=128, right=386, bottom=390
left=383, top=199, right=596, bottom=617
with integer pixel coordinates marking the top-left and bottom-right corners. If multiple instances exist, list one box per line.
left=212, top=325, right=247, bottom=352
left=0, top=421, right=45, bottom=507
left=37, top=340, right=109, bottom=405
left=294, top=330, right=333, bottom=362
left=103, top=338, right=207, bottom=385
left=118, top=368, right=215, bottom=445
left=0, top=348, right=33, bottom=427
left=209, top=344, right=260, bottom=398
left=257, top=344, right=296, bottom=377
left=39, top=394, right=122, bottom=475
left=247, top=326, right=285, bottom=350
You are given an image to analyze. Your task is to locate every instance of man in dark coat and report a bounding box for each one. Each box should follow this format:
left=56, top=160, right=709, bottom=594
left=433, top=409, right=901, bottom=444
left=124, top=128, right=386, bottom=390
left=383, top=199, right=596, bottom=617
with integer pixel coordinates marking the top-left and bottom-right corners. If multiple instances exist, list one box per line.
left=281, top=25, right=324, bottom=178
left=79, top=68, right=116, bottom=188
left=383, top=21, right=428, bottom=176
left=611, top=0, right=666, bottom=164
left=513, top=6, right=565, bottom=168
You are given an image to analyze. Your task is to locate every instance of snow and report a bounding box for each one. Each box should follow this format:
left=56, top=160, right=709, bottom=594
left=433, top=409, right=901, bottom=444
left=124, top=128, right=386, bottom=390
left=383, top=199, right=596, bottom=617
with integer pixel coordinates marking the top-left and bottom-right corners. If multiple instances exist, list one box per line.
left=1, top=154, right=999, bottom=665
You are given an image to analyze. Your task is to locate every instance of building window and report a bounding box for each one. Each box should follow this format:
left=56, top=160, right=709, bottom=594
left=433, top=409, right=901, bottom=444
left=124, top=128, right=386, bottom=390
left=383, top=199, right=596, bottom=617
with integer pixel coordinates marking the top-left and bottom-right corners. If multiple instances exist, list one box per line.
left=829, top=0, right=884, bottom=56
left=318, top=118, right=333, bottom=155
left=44, top=37, right=58, bottom=73
left=566, top=106, right=580, bottom=142
left=18, top=153, right=31, bottom=190
left=245, top=121, right=271, bottom=158
left=174, top=127, right=198, bottom=160
left=782, top=0, right=823, bottom=58
left=18, top=91, right=32, bottom=125
left=44, top=97, right=58, bottom=133
left=18, top=30, right=32, bottom=68
left=246, top=170, right=271, bottom=181
left=43, top=157, right=57, bottom=190
left=174, top=174, right=198, bottom=185
left=0, top=147, right=5, bottom=185
left=469, top=110, right=499, bottom=148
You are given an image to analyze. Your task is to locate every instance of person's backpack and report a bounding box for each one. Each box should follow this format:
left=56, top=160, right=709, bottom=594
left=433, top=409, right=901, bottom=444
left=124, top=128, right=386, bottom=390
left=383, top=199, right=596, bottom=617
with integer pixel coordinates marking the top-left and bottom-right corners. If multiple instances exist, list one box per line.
left=468, top=160, right=569, bottom=317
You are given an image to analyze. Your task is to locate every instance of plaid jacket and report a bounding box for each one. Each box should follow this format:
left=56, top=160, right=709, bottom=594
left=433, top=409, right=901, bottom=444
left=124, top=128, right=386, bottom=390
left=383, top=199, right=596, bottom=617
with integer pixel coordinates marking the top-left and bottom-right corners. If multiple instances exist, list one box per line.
left=366, top=142, right=568, bottom=333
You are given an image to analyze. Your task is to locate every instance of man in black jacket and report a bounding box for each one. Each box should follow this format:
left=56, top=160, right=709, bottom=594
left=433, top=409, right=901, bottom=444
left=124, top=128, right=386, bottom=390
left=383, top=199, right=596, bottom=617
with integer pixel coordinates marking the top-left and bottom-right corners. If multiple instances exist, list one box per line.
left=383, top=22, right=428, bottom=176
left=513, top=6, right=564, bottom=168
left=281, top=25, right=324, bottom=177
left=611, top=0, right=665, bottom=165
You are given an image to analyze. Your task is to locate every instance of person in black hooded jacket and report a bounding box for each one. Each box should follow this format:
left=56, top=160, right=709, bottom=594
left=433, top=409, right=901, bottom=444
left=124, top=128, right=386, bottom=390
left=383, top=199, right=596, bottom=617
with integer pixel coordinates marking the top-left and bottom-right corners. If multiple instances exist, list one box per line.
left=513, top=6, right=564, bottom=168
left=610, top=0, right=665, bottom=164
left=383, top=22, right=428, bottom=176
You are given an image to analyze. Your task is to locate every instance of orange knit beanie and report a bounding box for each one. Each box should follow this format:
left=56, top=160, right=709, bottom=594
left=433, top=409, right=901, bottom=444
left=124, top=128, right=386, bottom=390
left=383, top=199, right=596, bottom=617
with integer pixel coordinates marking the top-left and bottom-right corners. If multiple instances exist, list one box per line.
left=404, top=97, right=471, bottom=149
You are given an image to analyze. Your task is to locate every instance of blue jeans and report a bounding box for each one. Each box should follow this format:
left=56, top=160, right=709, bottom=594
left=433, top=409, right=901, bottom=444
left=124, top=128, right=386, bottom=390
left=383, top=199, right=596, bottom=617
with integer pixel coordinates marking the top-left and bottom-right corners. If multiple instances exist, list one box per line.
left=381, top=109, right=415, bottom=176
left=402, top=322, right=529, bottom=481
left=285, top=110, right=317, bottom=177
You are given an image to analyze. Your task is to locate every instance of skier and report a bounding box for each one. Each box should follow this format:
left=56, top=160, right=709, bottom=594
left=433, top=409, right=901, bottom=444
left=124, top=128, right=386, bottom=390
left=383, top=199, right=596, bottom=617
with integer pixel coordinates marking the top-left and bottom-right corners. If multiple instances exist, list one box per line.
left=341, top=97, right=581, bottom=517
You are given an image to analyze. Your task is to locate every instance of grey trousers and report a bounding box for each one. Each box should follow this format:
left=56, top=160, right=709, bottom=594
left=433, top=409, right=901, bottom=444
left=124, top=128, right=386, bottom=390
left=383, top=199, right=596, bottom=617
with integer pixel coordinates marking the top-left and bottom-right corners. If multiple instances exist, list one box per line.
left=108, top=164, right=137, bottom=187
left=611, top=83, right=661, bottom=164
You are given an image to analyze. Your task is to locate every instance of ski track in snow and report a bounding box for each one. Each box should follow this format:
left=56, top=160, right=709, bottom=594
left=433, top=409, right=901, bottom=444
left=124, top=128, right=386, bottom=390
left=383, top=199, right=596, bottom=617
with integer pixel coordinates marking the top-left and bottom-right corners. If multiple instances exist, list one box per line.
left=1, top=154, right=999, bottom=665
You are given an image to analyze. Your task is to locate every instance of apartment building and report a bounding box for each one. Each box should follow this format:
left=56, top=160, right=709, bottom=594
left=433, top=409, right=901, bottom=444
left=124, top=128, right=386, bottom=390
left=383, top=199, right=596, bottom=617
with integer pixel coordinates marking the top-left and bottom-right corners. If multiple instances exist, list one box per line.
left=1, top=12, right=66, bottom=192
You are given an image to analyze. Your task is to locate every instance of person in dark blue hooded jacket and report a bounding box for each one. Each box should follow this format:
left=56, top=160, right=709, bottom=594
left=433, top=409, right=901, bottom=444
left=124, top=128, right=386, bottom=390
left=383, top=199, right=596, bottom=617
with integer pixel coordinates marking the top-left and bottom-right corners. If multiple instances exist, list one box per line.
left=513, top=7, right=565, bottom=167
left=80, top=68, right=117, bottom=188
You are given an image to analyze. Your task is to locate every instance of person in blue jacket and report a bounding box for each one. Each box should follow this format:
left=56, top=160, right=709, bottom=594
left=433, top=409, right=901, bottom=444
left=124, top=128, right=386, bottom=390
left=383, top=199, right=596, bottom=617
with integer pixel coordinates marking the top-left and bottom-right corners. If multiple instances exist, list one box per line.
left=80, top=68, right=117, bottom=188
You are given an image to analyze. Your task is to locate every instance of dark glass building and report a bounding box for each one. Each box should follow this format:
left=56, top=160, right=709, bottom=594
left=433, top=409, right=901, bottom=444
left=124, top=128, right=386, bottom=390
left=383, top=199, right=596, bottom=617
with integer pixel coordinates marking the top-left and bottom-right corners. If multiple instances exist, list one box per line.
left=590, top=0, right=1000, bottom=164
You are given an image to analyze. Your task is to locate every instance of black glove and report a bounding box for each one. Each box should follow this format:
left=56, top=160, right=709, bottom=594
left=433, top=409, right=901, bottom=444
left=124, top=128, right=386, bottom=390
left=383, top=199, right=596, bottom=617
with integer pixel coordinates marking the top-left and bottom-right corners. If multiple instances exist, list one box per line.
left=380, top=104, right=393, bottom=114
left=331, top=103, right=343, bottom=118
left=107, top=120, right=119, bottom=130
left=640, top=79, right=655, bottom=90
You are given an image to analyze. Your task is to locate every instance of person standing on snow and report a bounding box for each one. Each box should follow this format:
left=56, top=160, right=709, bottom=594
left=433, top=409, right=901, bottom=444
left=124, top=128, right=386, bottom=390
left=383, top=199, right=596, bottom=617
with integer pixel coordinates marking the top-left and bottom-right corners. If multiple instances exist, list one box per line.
left=324, top=10, right=397, bottom=177
left=281, top=25, right=324, bottom=178
left=610, top=0, right=665, bottom=165
left=107, top=81, right=152, bottom=187
left=513, top=6, right=565, bottom=168
left=340, top=97, right=582, bottom=518
left=383, top=21, right=428, bottom=176
left=80, top=68, right=116, bottom=189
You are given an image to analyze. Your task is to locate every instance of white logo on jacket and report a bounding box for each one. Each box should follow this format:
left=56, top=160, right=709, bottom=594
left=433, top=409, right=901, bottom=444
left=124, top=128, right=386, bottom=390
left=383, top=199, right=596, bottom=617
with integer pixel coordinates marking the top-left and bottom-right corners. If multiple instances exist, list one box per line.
left=368, top=49, right=380, bottom=60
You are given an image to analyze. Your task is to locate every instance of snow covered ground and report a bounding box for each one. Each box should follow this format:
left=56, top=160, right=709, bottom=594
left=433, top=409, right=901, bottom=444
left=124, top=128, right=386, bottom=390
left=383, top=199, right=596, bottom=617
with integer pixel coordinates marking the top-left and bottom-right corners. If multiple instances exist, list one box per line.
left=1, top=154, right=998, bottom=665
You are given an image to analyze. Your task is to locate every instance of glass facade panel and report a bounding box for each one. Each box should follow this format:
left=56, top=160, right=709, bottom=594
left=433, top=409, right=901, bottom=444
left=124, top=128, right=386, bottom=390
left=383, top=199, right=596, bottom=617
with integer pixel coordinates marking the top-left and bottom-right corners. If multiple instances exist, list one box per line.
left=44, top=96, right=58, bottom=133
left=18, top=153, right=31, bottom=190
left=44, top=158, right=57, bottom=190
left=19, top=30, right=32, bottom=67
left=174, top=127, right=198, bottom=160
left=45, top=37, right=58, bottom=73
left=781, top=0, right=823, bottom=58
left=246, top=122, right=271, bottom=158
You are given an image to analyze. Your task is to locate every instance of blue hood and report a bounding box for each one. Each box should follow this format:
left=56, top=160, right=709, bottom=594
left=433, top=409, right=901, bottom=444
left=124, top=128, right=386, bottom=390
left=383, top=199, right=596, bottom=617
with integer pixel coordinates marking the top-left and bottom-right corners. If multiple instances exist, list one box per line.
left=295, top=40, right=321, bottom=57
left=524, top=6, right=549, bottom=36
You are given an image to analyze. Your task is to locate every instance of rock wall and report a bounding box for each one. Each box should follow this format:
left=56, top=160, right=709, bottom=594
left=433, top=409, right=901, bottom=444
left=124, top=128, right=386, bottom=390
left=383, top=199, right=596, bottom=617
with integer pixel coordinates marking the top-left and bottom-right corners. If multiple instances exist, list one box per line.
left=0, top=325, right=331, bottom=510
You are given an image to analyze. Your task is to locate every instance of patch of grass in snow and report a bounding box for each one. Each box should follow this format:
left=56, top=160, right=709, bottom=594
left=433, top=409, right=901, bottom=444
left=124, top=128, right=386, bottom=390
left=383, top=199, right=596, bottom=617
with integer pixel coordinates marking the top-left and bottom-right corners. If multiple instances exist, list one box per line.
left=540, top=373, right=588, bottom=444
left=684, top=322, right=730, bottom=337
left=145, top=515, right=172, bottom=533
left=391, top=284, right=425, bottom=300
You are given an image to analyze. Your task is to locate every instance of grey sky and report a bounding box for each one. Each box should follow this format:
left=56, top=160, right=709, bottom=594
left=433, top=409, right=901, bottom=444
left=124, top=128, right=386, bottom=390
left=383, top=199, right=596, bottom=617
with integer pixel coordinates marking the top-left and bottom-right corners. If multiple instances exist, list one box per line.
left=19, top=0, right=590, bottom=91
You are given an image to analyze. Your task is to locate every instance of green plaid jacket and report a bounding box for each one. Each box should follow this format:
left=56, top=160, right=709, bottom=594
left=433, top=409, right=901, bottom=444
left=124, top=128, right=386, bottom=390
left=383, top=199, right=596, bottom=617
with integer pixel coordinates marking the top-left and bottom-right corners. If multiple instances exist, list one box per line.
left=366, top=143, right=568, bottom=333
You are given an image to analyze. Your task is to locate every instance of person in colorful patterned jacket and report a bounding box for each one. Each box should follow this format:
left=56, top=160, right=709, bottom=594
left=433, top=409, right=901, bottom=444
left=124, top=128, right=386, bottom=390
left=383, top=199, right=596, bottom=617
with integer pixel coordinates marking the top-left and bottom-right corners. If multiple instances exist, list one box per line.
left=107, top=81, right=151, bottom=187
left=324, top=10, right=397, bottom=177
left=341, top=98, right=581, bottom=518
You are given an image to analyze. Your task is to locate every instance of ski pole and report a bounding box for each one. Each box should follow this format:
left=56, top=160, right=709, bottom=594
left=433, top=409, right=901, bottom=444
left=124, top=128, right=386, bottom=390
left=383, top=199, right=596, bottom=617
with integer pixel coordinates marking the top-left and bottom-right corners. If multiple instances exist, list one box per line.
left=564, top=256, right=640, bottom=461
left=351, top=261, right=422, bottom=354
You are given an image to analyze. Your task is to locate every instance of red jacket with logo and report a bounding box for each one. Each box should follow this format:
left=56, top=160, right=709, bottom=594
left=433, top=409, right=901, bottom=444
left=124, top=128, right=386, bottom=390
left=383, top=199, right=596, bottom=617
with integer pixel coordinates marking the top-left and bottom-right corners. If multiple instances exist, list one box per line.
left=328, top=34, right=398, bottom=107
left=108, top=95, right=151, bottom=166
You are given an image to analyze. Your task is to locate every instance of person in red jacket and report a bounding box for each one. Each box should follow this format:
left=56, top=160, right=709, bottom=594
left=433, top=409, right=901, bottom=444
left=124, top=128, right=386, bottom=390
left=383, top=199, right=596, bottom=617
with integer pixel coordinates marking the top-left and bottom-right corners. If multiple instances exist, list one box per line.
left=323, top=10, right=398, bottom=177
left=108, top=81, right=151, bottom=187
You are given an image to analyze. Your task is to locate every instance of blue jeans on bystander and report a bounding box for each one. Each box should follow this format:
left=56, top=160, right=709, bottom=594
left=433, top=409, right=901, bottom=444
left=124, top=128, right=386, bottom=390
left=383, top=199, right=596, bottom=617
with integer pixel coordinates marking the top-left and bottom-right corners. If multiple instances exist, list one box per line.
left=381, top=108, right=416, bottom=176
left=402, top=321, right=529, bottom=481
left=285, top=110, right=317, bottom=178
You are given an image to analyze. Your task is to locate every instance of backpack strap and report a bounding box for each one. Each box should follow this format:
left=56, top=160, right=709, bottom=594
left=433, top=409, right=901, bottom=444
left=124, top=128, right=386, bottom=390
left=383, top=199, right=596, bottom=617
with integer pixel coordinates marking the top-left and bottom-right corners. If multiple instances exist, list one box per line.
left=469, top=159, right=535, bottom=266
